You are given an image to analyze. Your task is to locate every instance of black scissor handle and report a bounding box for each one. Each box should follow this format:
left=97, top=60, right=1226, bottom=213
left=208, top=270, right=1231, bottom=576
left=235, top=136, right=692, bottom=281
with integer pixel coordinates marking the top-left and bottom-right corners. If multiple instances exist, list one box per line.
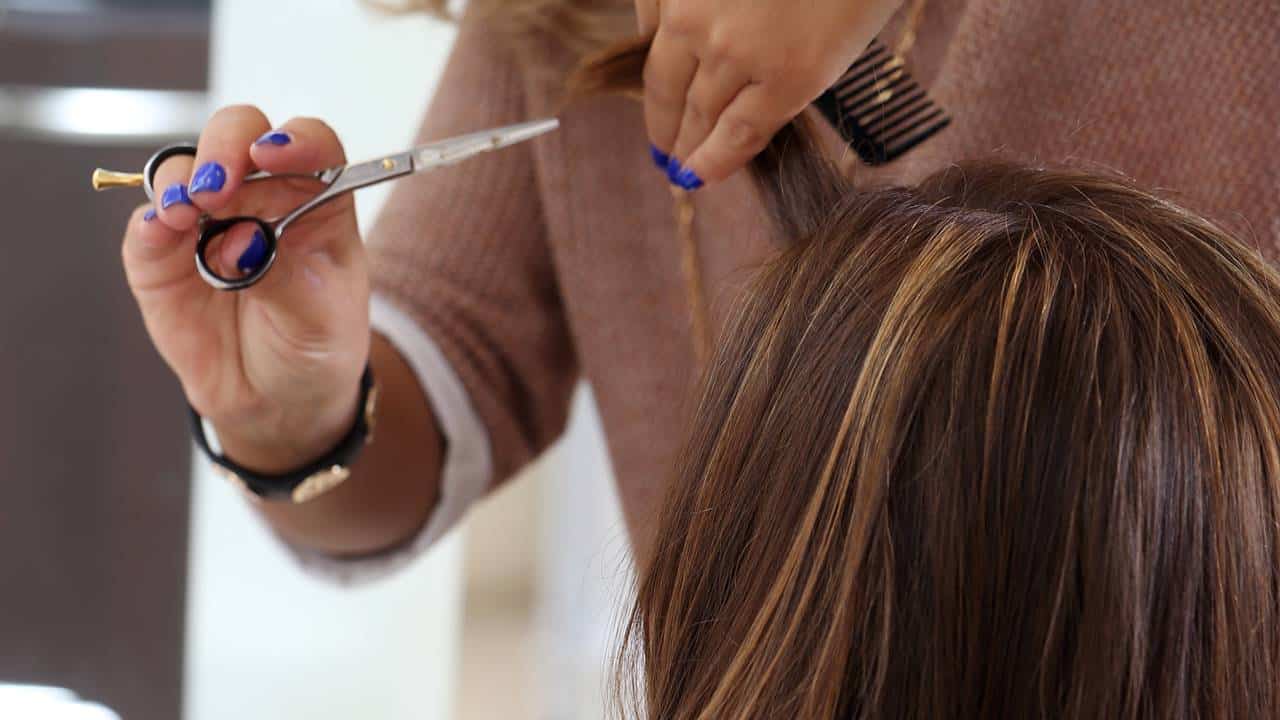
left=142, top=142, right=198, bottom=203
left=195, top=216, right=279, bottom=292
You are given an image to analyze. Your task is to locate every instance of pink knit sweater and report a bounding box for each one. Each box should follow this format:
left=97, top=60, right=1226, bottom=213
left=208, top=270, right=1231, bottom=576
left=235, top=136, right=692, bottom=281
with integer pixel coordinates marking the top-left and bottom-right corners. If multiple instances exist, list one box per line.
left=356, top=1, right=1277, bottom=568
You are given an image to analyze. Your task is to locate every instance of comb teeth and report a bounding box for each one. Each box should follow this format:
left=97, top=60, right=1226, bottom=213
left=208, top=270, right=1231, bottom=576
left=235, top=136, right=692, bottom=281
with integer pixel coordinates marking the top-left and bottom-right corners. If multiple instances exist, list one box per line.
left=813, top=40, right=951, bottom=166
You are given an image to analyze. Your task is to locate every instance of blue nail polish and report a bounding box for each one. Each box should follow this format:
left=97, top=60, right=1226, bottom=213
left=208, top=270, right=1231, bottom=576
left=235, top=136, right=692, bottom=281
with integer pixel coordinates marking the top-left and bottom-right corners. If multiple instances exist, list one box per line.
left=666, top=156, right=682, bottom=182
left=190, top=162, right=227, bottom=194
left=666, top=157, right=704, bottom=191
left=255, top=131, right=292, bottom=147
left=238, top=230, right=268, bottom=273
left=650, top=145, right=670, bottom=170
left=673, top=167, right=704, bottom=191
left=143, top=208, right=158, bottom=222
left=161, top=183, right=192, bottom=209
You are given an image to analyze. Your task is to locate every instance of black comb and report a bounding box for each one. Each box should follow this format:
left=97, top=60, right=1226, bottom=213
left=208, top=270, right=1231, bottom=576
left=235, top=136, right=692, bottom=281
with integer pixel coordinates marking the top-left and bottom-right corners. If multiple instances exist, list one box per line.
left=812, top=40, right=951, bottom=166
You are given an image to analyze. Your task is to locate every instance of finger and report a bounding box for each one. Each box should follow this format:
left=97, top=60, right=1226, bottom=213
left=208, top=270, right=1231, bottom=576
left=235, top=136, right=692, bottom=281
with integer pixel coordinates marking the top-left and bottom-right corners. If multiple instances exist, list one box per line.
left=194, top=116, right=352, bottom=302
left=249, top=116, right=353, bottom=258
left=643, top=27, right=699, bottom=157
left=121, top=203, right=198, bottom=292
left=683, top=84, right=798, bottom=184
left=634, top=0, right=659, bottom=34
left=150, top=152, right=199, bottom=231
left=248, top=116, right=348, bottom=176
left=243, top=225, right=366, bottom=338
left=124, top=203, right=184, bottom=258
left=669, top=62, right=751, bottom=168
left=187, top=105, right=272, bottom=213
left=205, top=220, right=268, bottom=280
left=243, top=118, right=362, bottom=333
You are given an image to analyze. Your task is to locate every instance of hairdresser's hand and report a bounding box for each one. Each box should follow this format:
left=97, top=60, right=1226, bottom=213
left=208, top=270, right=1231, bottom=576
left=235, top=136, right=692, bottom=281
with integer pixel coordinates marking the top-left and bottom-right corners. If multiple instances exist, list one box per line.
left=636, top=0, right=903, bottom=187
left=120, top=105, right=369, bottom=474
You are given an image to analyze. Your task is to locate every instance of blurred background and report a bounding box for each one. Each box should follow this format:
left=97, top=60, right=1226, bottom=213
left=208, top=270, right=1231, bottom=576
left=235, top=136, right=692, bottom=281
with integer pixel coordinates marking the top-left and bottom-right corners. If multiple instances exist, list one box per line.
left=0, top=1, right=634, bottom=718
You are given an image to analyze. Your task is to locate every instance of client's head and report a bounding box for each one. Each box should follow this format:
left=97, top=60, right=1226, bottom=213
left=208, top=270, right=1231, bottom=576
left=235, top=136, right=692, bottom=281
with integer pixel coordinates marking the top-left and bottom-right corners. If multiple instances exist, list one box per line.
left=575, top=39, right=1280, bottom=720
left=629, top=157, right=1280, bottom=719
left=574, top=40, right=1280, bottom=720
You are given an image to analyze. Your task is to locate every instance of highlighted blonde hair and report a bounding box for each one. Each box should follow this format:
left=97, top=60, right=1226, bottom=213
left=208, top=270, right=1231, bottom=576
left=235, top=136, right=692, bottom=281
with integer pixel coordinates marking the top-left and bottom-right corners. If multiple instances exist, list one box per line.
left=374, top=0, right=633, bottom=56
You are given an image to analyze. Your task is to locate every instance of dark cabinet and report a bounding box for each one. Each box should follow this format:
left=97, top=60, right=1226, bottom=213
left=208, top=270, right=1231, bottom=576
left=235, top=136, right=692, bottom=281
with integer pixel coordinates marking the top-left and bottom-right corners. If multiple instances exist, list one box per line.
left=1, top=5, right=210, bottom=718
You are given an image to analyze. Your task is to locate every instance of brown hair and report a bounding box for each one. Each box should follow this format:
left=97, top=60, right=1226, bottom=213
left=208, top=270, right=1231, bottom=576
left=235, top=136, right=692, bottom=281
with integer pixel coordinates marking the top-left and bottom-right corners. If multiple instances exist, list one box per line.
left=578, top=40, right=1280, bottom=719
left=371, top=0, right=633, bottom=57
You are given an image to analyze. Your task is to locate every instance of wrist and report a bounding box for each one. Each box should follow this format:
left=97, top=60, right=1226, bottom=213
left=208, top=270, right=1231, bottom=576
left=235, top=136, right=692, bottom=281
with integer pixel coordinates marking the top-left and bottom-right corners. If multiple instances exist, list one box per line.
left=211, top=385, right=362, bottom=475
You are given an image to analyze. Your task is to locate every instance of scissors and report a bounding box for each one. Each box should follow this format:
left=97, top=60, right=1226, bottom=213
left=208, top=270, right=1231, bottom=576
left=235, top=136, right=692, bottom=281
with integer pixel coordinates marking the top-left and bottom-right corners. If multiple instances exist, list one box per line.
left=92, top=118, right=560, bottom=291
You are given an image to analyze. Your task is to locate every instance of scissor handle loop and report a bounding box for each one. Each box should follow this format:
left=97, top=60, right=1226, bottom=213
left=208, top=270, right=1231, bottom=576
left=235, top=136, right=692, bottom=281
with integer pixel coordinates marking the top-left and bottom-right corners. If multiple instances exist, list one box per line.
left=195, top=217, right=279, bottom=291
left=142, top=142, right=198, bottom=202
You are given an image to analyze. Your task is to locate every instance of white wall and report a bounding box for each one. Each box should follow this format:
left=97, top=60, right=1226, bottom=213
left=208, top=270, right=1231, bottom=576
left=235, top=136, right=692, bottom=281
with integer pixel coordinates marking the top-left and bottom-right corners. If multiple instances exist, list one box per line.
left=536, top=387, right=636, bottom=719
left=184, top=4, right=462, bottom=719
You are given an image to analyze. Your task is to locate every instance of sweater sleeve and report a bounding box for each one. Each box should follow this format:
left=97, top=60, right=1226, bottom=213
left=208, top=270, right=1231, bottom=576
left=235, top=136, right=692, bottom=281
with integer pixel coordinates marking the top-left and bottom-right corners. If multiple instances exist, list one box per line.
left=369, top=14, right=579, bottom=516
left=283, top=12, right=578, bottom=583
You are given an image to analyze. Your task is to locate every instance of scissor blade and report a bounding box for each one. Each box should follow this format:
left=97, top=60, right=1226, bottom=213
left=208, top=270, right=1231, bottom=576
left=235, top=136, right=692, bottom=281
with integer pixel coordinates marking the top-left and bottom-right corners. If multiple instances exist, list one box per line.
left=412, top=118, right=559, bottom=172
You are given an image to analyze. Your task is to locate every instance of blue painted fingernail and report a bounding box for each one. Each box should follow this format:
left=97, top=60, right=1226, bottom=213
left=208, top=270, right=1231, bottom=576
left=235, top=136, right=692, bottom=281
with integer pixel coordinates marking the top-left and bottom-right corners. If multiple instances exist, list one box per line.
left=255, top=130, right=292, bottom=147
left=143, top=208, right=158, bottom=222
left=190, top=162, right=227, bottom=194
left=674, top=167, right=704, bottom=191
left=666, top=157, right=704, bottom=191
left=238, top=230, right=268, bottom=273
left=650, top=144, right=670, bottom=170
left=161, top=183, right=192, bottom=209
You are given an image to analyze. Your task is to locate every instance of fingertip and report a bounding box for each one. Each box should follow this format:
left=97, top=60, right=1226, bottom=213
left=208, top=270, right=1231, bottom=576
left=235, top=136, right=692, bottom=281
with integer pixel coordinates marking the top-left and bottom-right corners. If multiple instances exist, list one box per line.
left=680, top=145, right=730, bottom=184
left=251, top=117, right=347, bottom=173
left=129, top=203, right=154, bottom=228
left=160, top=181, right=192, bottom=210
left=253, top=129, right=293, bottom=148
left=157, top=184, right=200, bottom=231
left=187, top=161, right=235, bottom=213
left=189, top=161, right=228, bottom=197
left=188, top=104, right=273, bottom=211
left=247, top=130, right=300, bottom=172
left=683, top=116, right=776, bottom=187
left=650, top=144, right=672, bottom=171
left=248, top=130, right=294, bottom=171
left=128, top=203, right=184, bottom=254
left=214, top=226, right=257, bottom=277
left=666, top=156, right=706, bottom=191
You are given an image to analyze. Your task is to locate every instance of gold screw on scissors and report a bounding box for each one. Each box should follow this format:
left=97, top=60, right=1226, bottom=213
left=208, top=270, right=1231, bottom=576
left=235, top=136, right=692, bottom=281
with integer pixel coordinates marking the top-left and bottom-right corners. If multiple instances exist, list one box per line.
left=91, top=118, right=560, bottom=291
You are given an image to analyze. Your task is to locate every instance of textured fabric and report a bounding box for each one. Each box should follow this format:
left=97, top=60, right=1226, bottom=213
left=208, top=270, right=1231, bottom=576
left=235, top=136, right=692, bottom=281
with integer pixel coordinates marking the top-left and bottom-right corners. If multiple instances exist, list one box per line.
left=359, top=1, right=1278, bottom=568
